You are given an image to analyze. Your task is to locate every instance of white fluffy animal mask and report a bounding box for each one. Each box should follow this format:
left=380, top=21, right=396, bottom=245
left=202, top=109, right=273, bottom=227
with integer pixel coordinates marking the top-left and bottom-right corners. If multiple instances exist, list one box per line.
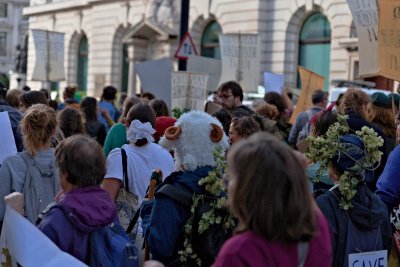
left=159, top=111, right=229, bottom=171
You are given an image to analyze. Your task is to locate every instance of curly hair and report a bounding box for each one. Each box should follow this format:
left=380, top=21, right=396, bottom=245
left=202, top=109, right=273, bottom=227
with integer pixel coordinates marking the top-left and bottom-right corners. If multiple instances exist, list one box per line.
left=57, top=107, right=85, bottom=138
left=230, top=116, right=261, bottom=138
left=338, top=88, right=369, bottom=119
left=21, top=104, right=57, bottom=156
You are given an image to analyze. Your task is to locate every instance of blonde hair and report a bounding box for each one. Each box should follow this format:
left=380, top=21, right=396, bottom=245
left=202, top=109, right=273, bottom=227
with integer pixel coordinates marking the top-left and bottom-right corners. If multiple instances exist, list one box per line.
left=22, top=104, right=57, bottom=156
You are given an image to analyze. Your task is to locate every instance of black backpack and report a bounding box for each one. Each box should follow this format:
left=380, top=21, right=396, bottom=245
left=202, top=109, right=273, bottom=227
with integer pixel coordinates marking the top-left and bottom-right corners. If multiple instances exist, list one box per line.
left=156, top=184, right=234, bottom=267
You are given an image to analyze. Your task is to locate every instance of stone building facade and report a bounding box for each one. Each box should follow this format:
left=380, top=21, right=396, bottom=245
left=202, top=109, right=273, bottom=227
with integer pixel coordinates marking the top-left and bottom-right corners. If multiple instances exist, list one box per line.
left=0, top=0, right=29, bottom=75
left=23, top=0, right=358, bottom=97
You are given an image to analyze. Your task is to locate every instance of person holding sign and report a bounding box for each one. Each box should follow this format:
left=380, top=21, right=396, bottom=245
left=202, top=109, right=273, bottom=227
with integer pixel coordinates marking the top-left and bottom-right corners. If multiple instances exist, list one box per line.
left=308, top=116, right=391, bottom=267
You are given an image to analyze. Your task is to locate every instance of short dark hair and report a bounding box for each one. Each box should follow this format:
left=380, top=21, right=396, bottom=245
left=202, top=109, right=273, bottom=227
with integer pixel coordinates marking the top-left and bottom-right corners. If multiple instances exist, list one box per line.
left=141, top=92, right=155, bottom=101
left=56, top=135, right=106, bottom=187
left=312, top=90, right=325, bottom=105
left=126, top=103, right=156, bottom=146
left=217, top=81, right=244, bottom=102
left=311, top=110, right=338, bottom=137
left=264, top=92, right=285, bottom=114
left=20, top=91, right=48, bottom=108
left=40, top=88, right=49, bottom=100
left=102, top=85, right=117, bottom=100
left=149, top=99, right=169, bottom=117
left=228, top=132, right=317, bottom=243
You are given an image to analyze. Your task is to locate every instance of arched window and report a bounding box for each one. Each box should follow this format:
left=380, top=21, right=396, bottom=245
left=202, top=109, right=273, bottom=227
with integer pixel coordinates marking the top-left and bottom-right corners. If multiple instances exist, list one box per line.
left=201, top=21, right=222, bottom=59
left=298, top=13, right=331, bottom=89
left=77, top=35, right=88, bottom=91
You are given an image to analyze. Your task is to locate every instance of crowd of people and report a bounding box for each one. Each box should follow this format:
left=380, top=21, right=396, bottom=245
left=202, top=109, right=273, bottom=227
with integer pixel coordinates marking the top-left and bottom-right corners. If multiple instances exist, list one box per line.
left=0, top=79, right=399, bottom=267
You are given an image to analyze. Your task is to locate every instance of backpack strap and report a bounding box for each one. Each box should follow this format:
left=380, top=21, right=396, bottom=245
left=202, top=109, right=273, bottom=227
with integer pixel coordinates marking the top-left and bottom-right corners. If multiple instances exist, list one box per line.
left=121, top=148, right=129, bottom=191
left=156, top=184, right=193, bottom=206
left=298, top=242, right=309, bottom=267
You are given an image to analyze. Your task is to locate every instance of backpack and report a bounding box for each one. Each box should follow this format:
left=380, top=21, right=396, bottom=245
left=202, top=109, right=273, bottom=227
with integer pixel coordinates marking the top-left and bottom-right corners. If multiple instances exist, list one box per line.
left=90, top=221, right=139, bottom=267
left=18, top=151, right=60, bottom=224
left=156, top=184, right=234, bottom=267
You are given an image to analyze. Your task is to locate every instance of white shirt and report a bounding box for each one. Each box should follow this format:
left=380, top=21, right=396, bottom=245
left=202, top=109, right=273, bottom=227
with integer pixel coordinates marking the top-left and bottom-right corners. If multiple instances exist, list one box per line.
left=104, top=143, right=174, bottom=204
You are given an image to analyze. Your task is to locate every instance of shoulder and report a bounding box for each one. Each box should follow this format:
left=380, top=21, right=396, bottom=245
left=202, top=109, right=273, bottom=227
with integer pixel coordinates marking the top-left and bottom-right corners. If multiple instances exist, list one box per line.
left=1, top=153, right=27, bottom=173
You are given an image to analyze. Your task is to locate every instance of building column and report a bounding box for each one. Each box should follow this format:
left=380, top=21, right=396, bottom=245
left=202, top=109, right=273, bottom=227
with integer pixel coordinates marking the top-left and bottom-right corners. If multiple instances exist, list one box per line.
left=126, top=37, right=148, bottom=96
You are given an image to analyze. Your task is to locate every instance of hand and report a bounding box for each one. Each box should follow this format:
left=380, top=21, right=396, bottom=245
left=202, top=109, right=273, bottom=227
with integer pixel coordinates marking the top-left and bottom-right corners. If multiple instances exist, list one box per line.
left=4, top=192, right=24, bottom=215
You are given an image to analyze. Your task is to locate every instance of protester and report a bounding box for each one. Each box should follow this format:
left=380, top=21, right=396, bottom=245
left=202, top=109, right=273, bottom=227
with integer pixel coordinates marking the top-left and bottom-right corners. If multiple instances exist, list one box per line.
left=149, top=99, right=170, bottom=117
left=80, top=97, right=107, bottom=146
left=0, top=104, right=60, bottom=224
left=213, top=132, right=332, bottom=266
left=228, top=116, right=261, bottom=145
left=103, top=96, right=142, bottom=156
left=309, top=117, right=391, bottom=267
left=98, top=85, right=120, bottom=131
left=6, top=89, right=23, bottom=109
left=289, top=89, right=326, bottom=147
left=0, top=87, right=23, bottom=152
left=58, top=85, right=79, bottom=110
left=37, top=135, right=116, bottom=264
left=213, top=108, right=232, bottom=136
left=368, top=92, right=396, bottom=153
left=140, top=92, right=155, bottom=103
left=102, top=103, right=174, bottom=263
left=264, top=91, right=291, bottom=142
left=149, top=99, right=177, bottom=143
left=141, top=111, right=229, bottom=266
left=337, top=88, right=388, bottom=191
left=57, top=107, right=85, bottom=138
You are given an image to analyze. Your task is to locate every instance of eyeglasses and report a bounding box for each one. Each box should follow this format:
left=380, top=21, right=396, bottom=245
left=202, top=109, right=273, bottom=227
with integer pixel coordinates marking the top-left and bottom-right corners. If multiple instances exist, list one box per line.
left=218, top=94, right=233, bottom=100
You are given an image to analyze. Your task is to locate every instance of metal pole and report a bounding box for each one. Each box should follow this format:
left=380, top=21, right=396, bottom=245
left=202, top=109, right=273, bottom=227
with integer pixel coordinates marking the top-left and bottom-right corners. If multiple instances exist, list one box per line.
left=178, top=0, right=189, bottom=71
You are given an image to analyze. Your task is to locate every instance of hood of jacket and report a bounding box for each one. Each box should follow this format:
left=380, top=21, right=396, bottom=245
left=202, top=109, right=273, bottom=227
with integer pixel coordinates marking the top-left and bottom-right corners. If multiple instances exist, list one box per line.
left=57, top=186, right=116, bottom=233
left=344, top=184, right=388, bottom=230
left=164, top=166, right=213, bottom=194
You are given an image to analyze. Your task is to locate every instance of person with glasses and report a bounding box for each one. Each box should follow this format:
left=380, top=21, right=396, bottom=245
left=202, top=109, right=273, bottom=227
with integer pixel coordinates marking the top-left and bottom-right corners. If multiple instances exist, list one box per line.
left=217, top=81, right=255, bottom=117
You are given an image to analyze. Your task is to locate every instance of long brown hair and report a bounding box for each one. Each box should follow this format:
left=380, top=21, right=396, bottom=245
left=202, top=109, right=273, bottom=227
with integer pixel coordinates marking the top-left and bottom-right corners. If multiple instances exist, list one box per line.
left=227, top=132, right=317, bottom=243
left=368, top=103, right=396, bottom=138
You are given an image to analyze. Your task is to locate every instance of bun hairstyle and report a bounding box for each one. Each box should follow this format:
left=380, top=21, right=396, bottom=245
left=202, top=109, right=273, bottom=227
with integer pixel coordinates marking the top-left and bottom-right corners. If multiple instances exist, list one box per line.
left=22, top=104, right=57, bottom=156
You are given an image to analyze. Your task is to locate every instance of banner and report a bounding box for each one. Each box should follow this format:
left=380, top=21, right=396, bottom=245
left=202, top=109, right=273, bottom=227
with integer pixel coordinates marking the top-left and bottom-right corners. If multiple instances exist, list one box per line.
left=31, top=29, right=65, bottom=81
left=289, top=66, right=325, bottom=124
left=264, top=72, right=284, bottom=93
left=219, top=33, right=260, bottom=92
left=0, top=205, right=87, bottom=267
left=187, top=55, right=221, bottom=92
left=0, top=112, right=17, bottom=164
left=378, top=0, right=400, bottom=81
left=136, top=58, right=174, bottom=108
left=347, top=0, right=379, bottom=77
left=171, top=71, right=209, bottom=111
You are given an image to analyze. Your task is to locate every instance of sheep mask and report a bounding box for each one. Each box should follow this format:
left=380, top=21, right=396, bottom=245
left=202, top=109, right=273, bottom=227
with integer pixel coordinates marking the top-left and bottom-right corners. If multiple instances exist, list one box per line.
left=159, top=111, right=229, bottom=172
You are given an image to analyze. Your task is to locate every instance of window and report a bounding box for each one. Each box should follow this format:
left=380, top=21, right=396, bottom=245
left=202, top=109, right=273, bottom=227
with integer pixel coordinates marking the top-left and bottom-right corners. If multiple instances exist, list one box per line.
left=201, top=21, right=222, bottom=59
left=298, top=13, right=331, bottom=89
left=0, top=4, right=7, bottom=18
left=77, top=35, right=88, bottom=91
left=0, top=32, right=6, bottom=56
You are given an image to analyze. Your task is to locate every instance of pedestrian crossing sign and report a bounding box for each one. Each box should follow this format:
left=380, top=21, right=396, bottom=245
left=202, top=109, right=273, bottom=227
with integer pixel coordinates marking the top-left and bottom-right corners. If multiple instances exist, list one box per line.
left=175, top=32, right=198, bottom=60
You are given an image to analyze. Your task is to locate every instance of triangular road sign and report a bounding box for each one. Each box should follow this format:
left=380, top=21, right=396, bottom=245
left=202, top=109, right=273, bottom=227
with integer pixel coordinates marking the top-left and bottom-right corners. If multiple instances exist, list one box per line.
left=175, top=32, right=198, bottom=60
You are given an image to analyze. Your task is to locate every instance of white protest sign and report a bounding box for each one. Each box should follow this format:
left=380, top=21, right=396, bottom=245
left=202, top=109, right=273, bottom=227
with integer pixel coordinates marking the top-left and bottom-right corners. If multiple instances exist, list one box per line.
left=219, top=33, right=260, bottom=92
left=187, top=55, right=221, bottom=92
left=0, top=205, right=87, bottom=267
left=171, top=71, right=209, bottom=111
left=348, top=250, right=387, bottom=267
left=31, top=29, right=65, bottom=81
left=0, top=112, right=17, bottom=164
left=347, top=0, right=379, bottom=77
left=136, top=58, right=174, bottom=108
left=264, top=72, right=284, bottom=93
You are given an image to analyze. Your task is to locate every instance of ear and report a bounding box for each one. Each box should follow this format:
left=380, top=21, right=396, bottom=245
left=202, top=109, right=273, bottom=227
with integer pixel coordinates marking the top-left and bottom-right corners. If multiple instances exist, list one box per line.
left=210, top=123, right=223, bottom=142
left=164, top=126, right=182, bottom=140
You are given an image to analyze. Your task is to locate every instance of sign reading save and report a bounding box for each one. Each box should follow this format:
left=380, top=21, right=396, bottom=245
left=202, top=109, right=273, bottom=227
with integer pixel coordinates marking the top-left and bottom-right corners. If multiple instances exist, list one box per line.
left=175, top=32, right=198, bottom=60
left=348, top=250, right=387, bottom=267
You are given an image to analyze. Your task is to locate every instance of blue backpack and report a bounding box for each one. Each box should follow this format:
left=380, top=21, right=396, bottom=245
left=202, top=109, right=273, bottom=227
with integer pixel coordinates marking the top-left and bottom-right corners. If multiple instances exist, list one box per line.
left=90, top=221, right=139, bottom=267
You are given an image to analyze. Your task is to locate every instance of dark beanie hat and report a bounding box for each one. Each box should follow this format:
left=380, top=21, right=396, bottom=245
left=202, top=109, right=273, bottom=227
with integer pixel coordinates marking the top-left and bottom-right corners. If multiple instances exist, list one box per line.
left=371, top=92, right=391, bottom=108
left=332, top=134, right=366, bottom=174
left=389, top=93, right=400, bottom=107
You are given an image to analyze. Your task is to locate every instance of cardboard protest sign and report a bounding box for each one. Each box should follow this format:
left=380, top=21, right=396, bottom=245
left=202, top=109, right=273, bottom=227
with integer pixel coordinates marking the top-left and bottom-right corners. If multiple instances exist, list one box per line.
left=378, top=0, right=400, bottom=81
left=289, top=66, right=324, bottom=124
left=348, top=250, right=387, bottom=267
left=264, top=72, right=284, bottom=93
left=219, top=33, right=260, bottom=92
left=187, top=55, right=221, bottom=92
left=31, top=29, right=65, bottom=81
left=0, top=205, right=87, bottom=267
left=0, top=112, right=17, bottom=164
left=347, top=0, right=379, bottom=77
left=136, top=58, right=173, bottom=108
left=171, top=72, right=209, bottom=111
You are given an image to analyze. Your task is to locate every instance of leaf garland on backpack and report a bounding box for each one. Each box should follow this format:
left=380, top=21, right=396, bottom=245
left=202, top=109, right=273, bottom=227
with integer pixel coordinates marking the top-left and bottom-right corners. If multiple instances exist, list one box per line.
left=306, top=114, right=383, bottom=210
left=178, top=145, right=235, bottom=266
